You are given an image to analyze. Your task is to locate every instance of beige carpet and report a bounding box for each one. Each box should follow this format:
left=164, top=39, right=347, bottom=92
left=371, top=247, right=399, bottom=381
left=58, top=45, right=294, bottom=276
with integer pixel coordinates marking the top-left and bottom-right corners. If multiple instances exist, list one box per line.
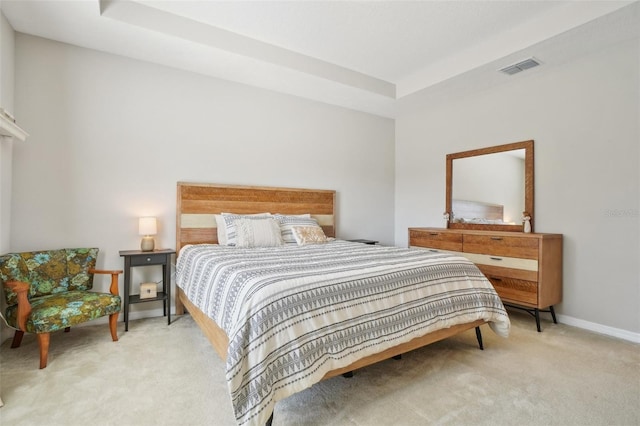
left=1, top=310, right=638, bottom=426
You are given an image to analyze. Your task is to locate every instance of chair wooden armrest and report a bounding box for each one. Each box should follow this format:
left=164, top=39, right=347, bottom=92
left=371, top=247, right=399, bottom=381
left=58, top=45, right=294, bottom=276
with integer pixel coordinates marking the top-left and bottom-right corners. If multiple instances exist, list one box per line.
left=5, top=281, right=32, bottom=331
left=89, top=269, right=123, bottom=296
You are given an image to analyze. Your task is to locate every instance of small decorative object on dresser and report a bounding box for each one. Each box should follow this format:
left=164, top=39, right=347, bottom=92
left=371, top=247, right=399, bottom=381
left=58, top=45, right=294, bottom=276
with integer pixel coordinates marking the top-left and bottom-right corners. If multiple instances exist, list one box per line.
left=523, top=213, right=532, bottom=233
left=409, top=228, right=562, bottom=332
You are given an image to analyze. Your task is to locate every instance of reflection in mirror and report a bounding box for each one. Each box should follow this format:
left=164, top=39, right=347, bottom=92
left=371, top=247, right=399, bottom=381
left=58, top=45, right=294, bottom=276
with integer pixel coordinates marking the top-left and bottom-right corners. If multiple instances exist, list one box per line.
left=445, top=140, right=534, bottom=232
left=451, top=149, right=525, bottom=225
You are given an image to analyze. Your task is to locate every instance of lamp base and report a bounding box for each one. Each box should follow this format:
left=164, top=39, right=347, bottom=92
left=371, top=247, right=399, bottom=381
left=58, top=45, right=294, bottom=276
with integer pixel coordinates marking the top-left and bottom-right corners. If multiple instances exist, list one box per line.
left=140, top=236, right=155, bottom=252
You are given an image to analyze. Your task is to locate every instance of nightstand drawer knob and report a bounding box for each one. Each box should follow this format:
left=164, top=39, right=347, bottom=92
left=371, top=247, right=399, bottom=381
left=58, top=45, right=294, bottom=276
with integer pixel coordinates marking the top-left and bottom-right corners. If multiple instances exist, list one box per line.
left=146, top=257, right=152, bottom=262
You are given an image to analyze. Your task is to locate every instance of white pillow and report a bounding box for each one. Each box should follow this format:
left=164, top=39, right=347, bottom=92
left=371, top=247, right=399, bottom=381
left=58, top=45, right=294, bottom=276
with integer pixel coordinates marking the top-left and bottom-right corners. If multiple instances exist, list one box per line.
left=235, top=218, right=283, bottom=248
left=214, top=214, right=228, bottom=245
left=222, top=213, right=271, bottom=246
left=274, top=215, right=321, bottom=243
left=292, top=226, right=328, bottom=245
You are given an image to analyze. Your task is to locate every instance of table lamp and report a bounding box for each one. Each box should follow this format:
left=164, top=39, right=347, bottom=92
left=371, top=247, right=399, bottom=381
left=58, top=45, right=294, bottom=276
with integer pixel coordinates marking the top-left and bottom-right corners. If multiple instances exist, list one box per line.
left=139, top=217, right=157, bottom=251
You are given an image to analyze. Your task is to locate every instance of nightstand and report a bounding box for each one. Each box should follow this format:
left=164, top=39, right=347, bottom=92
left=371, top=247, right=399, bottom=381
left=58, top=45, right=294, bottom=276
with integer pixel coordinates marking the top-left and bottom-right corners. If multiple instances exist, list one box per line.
left=119, top=249, right=175, bottom=331
left=347, top=239, right=379, bottom=245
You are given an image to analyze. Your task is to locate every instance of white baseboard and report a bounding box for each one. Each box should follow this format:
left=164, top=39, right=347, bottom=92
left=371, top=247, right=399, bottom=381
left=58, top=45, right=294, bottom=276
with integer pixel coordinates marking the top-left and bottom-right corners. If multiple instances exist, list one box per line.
left=558, top=314, right=640, bottom=343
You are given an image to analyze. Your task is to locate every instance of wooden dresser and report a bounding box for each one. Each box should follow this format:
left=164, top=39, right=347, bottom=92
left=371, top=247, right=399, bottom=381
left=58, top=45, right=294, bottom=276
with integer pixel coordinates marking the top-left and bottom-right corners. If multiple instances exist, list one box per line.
left=409, top=227, right=563, bottom=331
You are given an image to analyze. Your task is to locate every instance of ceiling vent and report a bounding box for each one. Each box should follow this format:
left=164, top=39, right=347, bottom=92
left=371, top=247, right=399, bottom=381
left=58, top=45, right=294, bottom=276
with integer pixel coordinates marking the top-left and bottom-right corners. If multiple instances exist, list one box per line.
left=499, top=58, right=541, bottom=75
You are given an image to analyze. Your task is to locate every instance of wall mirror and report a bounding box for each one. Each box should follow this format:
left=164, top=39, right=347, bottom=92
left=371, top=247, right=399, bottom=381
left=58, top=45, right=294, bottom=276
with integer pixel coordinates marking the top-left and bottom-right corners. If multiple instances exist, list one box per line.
left=446, top=140, right=534, bottom=232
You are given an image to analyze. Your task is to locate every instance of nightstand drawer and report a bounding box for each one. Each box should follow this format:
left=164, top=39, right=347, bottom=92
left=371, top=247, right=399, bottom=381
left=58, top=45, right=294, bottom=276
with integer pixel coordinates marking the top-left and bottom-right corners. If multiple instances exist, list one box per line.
left=463, top=234, right=538, bottom=259
left=130, top=253, right=167, bottom=266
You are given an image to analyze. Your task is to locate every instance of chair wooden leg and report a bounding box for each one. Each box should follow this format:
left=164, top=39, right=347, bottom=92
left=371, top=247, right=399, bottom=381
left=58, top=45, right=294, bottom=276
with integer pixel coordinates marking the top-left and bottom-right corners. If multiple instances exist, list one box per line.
left=37, top=333, right=50, bottom=369
left=109, top=313, right=119, bottom=342
left=11, top=330, right=24, bottom=348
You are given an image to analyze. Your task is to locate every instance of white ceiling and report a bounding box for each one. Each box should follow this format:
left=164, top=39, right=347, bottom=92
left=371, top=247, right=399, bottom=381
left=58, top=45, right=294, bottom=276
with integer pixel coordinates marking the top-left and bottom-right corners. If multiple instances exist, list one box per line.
left=2, top=1, right=639, bottom=118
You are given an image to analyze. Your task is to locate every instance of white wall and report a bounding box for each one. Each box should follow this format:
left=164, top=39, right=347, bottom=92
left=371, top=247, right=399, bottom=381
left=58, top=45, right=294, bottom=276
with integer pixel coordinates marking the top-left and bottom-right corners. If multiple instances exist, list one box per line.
left=0, top=12, right=15, bottom=343
left=396, top=38, right=639, bottom=337
left=10, top=34, right=395, bottom=326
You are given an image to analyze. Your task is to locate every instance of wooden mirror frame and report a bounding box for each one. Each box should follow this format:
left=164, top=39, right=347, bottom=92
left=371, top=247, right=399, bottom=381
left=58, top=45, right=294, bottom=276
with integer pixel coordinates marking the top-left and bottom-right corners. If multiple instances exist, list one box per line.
left=446, top=140, right=534, bottom=232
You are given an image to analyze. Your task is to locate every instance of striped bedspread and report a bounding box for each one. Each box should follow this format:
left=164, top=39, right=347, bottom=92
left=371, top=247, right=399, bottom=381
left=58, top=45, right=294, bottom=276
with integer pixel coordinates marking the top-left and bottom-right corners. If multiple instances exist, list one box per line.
left=176, top=240, right=510, bottom=426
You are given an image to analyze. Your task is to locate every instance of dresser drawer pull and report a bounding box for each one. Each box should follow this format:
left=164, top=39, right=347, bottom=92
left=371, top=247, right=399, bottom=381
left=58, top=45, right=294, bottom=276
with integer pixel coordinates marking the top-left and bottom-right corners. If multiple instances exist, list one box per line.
left=490, top=237, right=503, bottom=241
left=429, top=233, right=439, bottom=236
left=146, top=258, right=152, bottom=262
left=490, top=257, right=503, bottom=261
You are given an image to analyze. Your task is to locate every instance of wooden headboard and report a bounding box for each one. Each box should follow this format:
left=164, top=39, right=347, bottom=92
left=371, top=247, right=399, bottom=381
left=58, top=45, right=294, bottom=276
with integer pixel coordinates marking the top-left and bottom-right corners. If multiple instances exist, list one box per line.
left=176, top=182, right=336, bottom=251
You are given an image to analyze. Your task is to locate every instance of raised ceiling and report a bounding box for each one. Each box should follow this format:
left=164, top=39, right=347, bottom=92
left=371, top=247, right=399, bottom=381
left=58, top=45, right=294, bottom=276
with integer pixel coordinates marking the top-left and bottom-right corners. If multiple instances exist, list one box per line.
left=2, top=1, right=638, bottom=117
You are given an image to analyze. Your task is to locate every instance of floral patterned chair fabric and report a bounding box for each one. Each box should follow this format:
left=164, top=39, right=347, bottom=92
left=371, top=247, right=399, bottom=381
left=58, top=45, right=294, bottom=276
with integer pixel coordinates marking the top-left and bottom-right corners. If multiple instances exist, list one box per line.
left=0, top=248, right=122, bottom=369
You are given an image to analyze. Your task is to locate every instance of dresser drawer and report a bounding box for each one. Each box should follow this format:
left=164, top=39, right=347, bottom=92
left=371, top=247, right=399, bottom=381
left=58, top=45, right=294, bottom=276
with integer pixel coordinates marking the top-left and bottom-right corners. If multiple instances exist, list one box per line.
left=409, top=229, right=462, bottom=251
left=477, top=264, right=538, bottom=282
left=463, top=234, right=538, bottom=259
left=485, top=275, right=538, bottom=306
left=464, top=252, right=538, bottom=272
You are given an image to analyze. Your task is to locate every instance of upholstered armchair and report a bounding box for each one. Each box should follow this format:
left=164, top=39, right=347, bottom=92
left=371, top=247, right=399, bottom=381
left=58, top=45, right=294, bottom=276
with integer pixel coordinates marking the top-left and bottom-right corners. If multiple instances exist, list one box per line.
left=0, top=248, right=122, bottom=369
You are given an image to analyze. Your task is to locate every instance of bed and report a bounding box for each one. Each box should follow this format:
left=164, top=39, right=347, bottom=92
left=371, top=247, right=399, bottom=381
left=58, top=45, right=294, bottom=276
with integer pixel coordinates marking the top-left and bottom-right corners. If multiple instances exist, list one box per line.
left=174, top=182, right=510, bottom=426
left=452, top=199, right=505, bottom=224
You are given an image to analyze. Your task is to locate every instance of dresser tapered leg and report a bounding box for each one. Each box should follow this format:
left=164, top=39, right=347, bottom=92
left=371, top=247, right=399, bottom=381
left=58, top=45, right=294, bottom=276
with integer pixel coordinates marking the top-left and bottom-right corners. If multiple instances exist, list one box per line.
left=475, top=326, right=484, bottom=350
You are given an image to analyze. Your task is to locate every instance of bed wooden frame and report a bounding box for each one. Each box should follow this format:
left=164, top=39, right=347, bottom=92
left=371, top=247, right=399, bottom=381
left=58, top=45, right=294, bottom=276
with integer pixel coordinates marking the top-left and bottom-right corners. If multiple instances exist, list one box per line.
left=175, top=182, right=486, bottom=422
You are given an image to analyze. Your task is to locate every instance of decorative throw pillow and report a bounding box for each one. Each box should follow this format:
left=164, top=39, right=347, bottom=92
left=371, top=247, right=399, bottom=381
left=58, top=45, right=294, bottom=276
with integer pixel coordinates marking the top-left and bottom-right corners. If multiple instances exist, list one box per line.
left=235, top=218, right=283, bottom=248
left=274, top=215, right=320, bottom=243
left=292, top=226, right=327, bottom=245
left=221, top=213, right=271, bottom=246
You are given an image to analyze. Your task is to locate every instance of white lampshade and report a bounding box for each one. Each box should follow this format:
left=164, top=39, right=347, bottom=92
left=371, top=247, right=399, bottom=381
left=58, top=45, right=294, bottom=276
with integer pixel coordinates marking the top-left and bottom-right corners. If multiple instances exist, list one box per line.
left=138, top=217, right=157, bottom=236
